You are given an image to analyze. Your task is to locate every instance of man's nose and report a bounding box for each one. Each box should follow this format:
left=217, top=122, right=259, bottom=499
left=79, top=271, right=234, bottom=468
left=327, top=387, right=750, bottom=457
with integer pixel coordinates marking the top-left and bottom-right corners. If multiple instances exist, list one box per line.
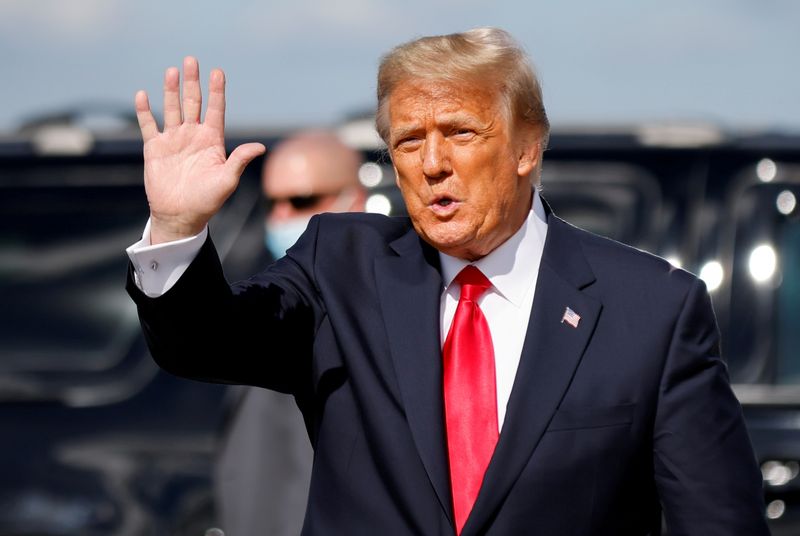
left=421, top=133, right=451, bottom=179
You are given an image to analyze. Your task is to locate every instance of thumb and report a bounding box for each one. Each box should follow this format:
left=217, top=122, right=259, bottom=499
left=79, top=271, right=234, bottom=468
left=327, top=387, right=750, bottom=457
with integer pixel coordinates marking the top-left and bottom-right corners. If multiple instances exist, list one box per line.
left=226, top=142, right=267, bottom=178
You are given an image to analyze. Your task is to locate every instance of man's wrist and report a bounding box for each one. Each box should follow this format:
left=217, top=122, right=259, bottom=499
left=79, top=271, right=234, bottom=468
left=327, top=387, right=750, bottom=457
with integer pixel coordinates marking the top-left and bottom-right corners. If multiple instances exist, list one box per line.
left=149, top=214, right=208, bottom=245
left=127, top=220, right=208, bottom=297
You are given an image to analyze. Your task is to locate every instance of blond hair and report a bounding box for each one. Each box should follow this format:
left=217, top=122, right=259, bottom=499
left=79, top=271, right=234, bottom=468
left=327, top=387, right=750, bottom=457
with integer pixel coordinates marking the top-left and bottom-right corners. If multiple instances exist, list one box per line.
left=376, top=27, right=549, bottom=146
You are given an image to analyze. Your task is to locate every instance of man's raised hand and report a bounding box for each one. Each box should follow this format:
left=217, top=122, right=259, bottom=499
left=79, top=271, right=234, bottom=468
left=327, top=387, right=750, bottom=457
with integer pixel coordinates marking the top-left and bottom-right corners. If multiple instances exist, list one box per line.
left=135, top=57, right=266, bottom=244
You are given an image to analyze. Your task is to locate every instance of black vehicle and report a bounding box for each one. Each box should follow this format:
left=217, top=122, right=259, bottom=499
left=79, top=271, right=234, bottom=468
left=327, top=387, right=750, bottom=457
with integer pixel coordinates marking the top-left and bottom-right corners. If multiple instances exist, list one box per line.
left=0, top=119, right=281, bottom=535
left=1, top=116, right=798, bottom=534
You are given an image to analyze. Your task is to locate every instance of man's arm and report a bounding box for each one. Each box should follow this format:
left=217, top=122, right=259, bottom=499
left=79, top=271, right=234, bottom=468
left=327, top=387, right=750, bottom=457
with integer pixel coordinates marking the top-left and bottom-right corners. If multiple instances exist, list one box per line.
left=653, top=278, right=769, bottom=535
left=127, top=218, right=323, bottom=395
left=127, top=57, right=321, bottom=394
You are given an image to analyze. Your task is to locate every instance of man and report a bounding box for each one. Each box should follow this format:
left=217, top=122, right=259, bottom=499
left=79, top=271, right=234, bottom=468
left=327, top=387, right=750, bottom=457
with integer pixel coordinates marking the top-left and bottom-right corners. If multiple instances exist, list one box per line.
left=215, top=130, right=364, bottom=536
left=127, top=28, right=769, bottom=535
left=260, top=130, right=366, bottom=260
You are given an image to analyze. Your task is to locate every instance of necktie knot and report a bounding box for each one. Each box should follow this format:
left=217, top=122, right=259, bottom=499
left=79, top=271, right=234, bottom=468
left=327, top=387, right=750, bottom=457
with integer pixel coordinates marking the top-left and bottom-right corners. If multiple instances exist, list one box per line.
left=455, top=265, right=492, bottom=302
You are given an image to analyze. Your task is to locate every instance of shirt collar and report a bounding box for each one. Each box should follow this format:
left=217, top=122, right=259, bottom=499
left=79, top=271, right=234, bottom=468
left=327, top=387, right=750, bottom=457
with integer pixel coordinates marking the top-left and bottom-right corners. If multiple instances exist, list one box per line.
left=439, top=189, right=548, bottom=307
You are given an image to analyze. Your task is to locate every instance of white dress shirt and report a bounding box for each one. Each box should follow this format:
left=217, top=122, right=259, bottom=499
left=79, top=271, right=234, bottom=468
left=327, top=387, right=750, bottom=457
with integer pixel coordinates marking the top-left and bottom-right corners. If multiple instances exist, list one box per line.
left=127, top=219, right=209, bottom=297
left=127, top=191, right=549, bottom=430
left=438, top=190, right=548, bottom=430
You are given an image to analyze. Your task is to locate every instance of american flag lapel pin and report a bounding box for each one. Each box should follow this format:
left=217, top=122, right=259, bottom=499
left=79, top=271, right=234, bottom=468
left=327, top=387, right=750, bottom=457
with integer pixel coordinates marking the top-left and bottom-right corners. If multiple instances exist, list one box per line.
left=561, top=306, right=581, bottom=328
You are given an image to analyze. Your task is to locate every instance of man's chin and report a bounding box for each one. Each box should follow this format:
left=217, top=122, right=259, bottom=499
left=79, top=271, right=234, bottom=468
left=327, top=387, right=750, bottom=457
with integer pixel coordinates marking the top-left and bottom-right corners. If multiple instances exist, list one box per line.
left=419, top=232, right=484, bottom=261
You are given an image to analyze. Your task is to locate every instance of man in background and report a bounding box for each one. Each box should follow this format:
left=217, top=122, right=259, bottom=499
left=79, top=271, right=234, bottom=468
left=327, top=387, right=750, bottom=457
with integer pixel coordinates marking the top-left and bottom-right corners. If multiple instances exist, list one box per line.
left=214, top=130, right=365, bottom=536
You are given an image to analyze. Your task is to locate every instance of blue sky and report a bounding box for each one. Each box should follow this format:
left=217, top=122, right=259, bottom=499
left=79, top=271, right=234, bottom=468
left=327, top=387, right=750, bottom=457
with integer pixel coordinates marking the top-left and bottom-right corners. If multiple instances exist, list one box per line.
left=2, top=0, right=798, bottom=133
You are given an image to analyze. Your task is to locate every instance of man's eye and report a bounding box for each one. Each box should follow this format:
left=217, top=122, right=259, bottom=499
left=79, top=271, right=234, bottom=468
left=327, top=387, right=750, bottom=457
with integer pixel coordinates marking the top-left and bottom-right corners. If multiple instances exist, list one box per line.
left=453, top=129, right=475, bottom=138
left=395, top=137, right=421, bottom=149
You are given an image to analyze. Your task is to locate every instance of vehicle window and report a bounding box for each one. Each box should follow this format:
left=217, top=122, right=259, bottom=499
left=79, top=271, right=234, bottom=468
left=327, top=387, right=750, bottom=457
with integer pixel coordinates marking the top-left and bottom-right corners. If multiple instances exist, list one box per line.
left=541, top=162, right=664, bottom=249
left=724, top=176, right=800, bottom=385
left=777, top=220, right=800, bottom=383
left=0, top=160, right=262, bottom=406
left=0, top=168, right=152, bottom=404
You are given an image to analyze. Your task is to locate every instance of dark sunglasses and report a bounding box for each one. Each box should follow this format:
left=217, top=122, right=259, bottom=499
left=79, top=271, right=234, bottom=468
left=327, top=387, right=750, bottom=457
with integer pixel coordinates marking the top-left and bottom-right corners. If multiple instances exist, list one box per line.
left=264, top=194, right=325, bottom=211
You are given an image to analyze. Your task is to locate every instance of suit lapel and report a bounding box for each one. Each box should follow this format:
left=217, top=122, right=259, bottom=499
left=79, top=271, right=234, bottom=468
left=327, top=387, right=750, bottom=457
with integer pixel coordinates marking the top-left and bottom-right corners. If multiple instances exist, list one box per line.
left=374, top=227, right=454, bottom=524
left=463, top=215, right=603, bottom=536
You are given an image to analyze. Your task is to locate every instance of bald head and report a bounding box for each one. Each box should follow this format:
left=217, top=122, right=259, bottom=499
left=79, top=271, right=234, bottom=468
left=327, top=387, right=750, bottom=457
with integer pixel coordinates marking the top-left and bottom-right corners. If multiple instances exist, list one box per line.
left=263, top=130, right=365, bottom=222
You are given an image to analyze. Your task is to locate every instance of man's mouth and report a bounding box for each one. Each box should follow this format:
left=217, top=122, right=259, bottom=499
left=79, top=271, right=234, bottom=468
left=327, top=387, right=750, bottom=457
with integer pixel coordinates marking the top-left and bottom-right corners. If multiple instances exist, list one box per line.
left=429, top=195, right=460, bottom=215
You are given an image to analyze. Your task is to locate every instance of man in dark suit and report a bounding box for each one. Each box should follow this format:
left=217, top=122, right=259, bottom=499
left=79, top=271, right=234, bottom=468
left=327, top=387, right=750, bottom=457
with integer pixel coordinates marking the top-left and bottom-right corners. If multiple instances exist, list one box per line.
left=127, top=28, right=769, bottom=535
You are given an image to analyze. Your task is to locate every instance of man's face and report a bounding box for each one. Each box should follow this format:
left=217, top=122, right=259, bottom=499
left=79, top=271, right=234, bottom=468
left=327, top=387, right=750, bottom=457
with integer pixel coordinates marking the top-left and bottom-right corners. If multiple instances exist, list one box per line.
left=260, top=136, right=364, bottom=259
left=388, top=79, right=540, bottom=260
left=263, top=151, right=357, bottom=223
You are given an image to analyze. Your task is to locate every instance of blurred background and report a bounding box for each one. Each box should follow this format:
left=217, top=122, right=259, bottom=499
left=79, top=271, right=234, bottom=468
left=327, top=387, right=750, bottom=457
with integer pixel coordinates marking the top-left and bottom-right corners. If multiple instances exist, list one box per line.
left=2, top=0, right=799, bottom=132
left=1, top=0, right=800, bottom=534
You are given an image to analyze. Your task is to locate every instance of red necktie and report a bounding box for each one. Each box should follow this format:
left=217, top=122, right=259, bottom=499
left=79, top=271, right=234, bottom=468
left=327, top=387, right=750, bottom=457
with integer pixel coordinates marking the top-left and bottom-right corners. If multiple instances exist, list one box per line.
left=443, top=265, right=499, bottom=534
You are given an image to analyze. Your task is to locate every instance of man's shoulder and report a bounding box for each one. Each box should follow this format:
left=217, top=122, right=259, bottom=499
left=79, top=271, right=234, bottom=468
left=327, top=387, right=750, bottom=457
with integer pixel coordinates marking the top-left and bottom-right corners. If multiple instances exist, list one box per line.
left=554, top=216, right=699, bottom=291
left=312, top=212, right=415, bottom=244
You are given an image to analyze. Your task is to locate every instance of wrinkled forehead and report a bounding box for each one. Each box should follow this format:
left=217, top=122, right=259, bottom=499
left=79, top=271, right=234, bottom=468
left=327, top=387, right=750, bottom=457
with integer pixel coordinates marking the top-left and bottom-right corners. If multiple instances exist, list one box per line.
left=387, top=78, right=507, bottom=131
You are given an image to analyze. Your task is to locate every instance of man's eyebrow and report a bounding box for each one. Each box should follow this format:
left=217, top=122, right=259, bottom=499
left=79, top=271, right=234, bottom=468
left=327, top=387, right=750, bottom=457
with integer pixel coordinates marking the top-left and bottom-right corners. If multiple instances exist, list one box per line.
left=390, top=124, right=422, bottom=140
left=391, top=114, right=486, bottom=140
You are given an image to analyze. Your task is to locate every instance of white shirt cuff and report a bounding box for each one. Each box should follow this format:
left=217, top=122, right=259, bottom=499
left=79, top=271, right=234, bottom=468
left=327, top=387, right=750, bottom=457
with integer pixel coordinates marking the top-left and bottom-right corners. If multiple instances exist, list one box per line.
left=126, top=219, right=208, bottom=297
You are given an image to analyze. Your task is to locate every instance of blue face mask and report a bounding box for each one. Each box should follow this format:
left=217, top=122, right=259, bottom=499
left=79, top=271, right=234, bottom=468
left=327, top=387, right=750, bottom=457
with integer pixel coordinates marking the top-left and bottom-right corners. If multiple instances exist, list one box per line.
left=264, top=217, right=311, bottom=259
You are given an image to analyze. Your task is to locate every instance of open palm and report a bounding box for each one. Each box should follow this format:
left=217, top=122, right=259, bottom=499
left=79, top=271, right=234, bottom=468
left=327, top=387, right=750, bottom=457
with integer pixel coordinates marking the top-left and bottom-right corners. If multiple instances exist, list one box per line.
left=135, top=57, right=265, bottom=244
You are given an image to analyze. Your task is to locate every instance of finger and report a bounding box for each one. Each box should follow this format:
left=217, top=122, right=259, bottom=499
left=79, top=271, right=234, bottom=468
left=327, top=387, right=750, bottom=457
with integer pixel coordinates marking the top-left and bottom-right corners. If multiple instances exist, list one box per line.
left=163, top=66, right=182, bottom=128
left=182, top=56, right=202, bottom=124
left=205, top=68, right=226, bottom=131
left=135, top=90, right=159, bottom=142
left=225, top=143, right=267, bottom=178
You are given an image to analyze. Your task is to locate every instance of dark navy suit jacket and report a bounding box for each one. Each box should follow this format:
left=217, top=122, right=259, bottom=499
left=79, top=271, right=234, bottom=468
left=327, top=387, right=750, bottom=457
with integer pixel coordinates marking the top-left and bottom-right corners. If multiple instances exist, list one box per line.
left=128, top=208, right=768, bottom=535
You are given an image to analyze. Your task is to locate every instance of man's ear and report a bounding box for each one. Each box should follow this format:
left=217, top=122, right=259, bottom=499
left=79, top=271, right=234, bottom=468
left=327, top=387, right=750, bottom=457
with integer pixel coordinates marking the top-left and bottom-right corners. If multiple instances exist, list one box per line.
left=517, top=140, right=541, bottom=177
